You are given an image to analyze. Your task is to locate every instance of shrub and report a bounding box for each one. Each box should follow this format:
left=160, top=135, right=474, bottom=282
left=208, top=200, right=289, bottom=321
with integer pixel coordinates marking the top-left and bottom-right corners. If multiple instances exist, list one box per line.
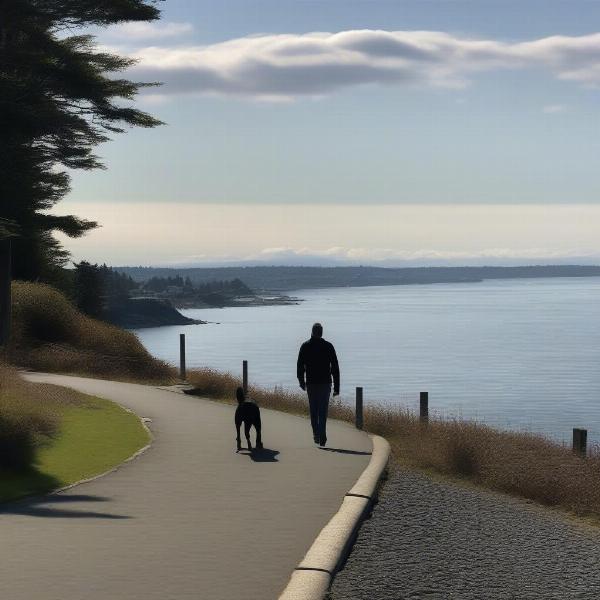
left=9, top=281, right=175, bottom=383
left=0, top=363, right=59, bottom=471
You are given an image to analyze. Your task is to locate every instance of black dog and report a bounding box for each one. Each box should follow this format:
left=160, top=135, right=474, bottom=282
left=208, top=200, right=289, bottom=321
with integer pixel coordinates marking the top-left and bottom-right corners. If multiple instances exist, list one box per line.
left=235, top=387, right=263, bottom=452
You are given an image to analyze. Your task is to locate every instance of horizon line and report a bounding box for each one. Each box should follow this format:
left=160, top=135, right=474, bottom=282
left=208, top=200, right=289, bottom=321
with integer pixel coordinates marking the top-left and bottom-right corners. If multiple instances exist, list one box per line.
left=110, top=263, right=600, bottom=269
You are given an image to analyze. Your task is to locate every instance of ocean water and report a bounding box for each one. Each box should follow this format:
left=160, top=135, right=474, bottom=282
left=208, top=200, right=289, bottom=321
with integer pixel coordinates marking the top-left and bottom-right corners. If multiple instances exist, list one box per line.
left=133, top=278, right=600, bottom=444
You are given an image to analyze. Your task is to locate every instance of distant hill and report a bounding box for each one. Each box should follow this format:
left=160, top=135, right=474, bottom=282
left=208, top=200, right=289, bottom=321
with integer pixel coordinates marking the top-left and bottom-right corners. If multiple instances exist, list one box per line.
left=113, top=265, right=600, bottom=292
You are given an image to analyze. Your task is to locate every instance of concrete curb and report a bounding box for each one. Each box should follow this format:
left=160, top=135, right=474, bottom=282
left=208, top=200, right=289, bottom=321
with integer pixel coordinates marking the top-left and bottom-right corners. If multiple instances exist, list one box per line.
left=278, top=435, right=390, bottom=600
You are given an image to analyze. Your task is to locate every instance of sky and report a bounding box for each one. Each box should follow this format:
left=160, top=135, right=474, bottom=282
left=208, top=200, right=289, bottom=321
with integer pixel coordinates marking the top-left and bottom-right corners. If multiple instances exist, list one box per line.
left=56, top=0, right=600, bottom=267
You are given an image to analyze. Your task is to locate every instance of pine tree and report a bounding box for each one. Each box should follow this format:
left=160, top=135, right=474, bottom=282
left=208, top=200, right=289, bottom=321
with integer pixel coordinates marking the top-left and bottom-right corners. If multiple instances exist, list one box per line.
left=73, top=260, right=103, bottom=317
left=0, top=0, right=163, bottom=281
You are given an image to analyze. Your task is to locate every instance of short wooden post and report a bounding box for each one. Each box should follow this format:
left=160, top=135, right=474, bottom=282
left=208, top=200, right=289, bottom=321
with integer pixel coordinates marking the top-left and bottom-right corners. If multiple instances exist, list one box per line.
left=179, top=333, right=186, bottom=380
left=355, top=387, right=364, bottom=430
left=420, top=391, right=429, bottom=424
left=242, top=360, right=248, bottom=395
left=573, top=428, right=587, bottom=456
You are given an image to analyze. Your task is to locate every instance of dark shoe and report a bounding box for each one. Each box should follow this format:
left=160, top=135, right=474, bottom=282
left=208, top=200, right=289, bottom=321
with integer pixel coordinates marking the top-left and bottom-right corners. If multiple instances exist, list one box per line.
left=313, top=433, right=319, bottom=444
left=319, top=436, right=327, bottom=447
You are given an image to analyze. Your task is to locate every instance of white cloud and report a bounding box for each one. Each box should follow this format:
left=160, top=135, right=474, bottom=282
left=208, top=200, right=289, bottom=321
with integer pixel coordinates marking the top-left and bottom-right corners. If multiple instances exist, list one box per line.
left=243, top=245, right=598, bottom=266
left=542, top=104, right=566, bottom=113
left=124, top=30, right=600, bottom=100
left=104, top=21, right=193, bottom=41
left=159, top=246, right=600, bottom=268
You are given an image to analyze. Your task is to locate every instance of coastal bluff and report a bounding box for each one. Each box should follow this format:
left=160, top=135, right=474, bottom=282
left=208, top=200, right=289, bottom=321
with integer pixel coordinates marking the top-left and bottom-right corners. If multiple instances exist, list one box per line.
left=105, top=298, right=204, bottom=329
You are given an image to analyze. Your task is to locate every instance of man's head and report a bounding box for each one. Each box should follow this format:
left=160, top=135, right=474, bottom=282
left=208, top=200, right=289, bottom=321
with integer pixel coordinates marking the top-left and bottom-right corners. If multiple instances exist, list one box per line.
left=311, top=322, right=323, bottom=338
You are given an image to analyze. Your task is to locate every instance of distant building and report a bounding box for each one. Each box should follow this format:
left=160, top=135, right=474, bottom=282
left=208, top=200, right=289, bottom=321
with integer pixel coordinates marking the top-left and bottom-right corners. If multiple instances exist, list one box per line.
left=165, top=285, right=183, bottom=294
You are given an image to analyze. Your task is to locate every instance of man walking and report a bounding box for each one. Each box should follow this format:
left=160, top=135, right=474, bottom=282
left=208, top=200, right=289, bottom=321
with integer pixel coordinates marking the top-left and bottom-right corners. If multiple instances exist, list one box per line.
left=297, top=322, right=340, bottom=447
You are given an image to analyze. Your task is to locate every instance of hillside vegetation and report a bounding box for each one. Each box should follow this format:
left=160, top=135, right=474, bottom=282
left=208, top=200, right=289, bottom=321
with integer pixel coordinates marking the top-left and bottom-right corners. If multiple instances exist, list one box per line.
left=0, top=363, right=150, bottom=501
left=0, top=363, right=59, bottom=472
left=9, top=282, right=174, bottom=382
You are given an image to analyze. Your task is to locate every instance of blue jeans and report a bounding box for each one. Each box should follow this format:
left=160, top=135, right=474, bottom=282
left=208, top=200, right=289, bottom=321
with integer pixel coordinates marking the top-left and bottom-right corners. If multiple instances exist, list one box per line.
left=307, top=384, right=331, bottom=443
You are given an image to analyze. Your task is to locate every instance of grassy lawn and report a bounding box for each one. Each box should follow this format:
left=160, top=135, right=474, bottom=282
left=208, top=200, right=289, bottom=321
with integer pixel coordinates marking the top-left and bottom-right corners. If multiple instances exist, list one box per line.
left=0, top=395, right=150, bottom=502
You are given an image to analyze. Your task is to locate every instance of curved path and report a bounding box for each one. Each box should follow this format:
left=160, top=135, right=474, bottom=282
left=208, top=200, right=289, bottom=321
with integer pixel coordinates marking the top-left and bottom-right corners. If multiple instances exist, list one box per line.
left=1, top=374, right=371, bottom=600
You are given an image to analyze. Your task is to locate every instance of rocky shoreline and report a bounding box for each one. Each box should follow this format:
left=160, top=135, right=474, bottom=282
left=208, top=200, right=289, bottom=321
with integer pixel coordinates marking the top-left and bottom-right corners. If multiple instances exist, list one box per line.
left=104, top=298, right=205, bottom=329
left=173, top=293, right=302, bottom=309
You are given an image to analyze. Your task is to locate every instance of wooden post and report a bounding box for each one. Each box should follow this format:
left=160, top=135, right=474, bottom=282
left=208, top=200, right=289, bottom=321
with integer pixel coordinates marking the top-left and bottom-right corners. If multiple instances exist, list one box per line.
left=420, top=391, right=429, bottom=424
left=0, top=238, right=11, bottom=348
left=573, top=428, right=587, bottom=456
left=179, top=333, right=186, bottom=380
left=242, top=360, right=248, bottom=395
left=355, top=387, right=364, bottom=430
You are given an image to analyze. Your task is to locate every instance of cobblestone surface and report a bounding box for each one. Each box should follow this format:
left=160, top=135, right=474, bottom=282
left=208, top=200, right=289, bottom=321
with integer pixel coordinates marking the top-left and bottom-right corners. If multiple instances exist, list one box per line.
left=330, top=469, right=600, bottom=600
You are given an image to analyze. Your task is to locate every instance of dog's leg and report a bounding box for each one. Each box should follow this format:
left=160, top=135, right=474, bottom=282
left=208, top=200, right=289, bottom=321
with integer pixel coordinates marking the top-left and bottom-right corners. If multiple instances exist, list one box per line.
left=255, top=413, right=263, bottom=450
left=235, top=409, right=242, bottom=452
left=244, top=421, right=252, bottom=451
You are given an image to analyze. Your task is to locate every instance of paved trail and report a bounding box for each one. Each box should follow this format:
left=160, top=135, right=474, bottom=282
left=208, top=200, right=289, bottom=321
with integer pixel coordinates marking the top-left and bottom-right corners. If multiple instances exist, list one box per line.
left=1, top=374, right=371, bottom=600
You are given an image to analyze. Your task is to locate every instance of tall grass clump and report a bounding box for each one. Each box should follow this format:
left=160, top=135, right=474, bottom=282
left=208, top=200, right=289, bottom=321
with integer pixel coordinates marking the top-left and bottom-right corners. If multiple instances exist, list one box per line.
left=186, top=367, right=600, bottom=519
left=362, top=404, right=600, bottom=517
left=9, top=282, right=175, bottom=383
left=0, top=363, right=59, bottom=471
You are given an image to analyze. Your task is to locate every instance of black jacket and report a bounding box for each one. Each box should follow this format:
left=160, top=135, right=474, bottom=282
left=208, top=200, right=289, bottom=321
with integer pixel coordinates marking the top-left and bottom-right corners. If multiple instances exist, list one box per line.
left=297, top=337, right=340, bottom=393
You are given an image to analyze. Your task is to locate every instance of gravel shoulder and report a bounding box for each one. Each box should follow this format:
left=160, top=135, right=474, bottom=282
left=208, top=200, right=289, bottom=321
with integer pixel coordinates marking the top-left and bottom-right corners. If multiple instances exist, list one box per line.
left=330, top=467, right=600, bottom=600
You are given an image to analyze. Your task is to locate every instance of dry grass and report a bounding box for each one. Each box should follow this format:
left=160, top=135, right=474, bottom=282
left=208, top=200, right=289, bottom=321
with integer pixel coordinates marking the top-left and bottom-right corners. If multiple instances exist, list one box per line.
left=8, top=282, right=175, bottom=383
left=186, top=367, right=352, bottom=420
left=186, top=368, right=600, bottom=519
left=0, top=363, right=60, bottom=471
left=362, top=405, right=600, bottom=517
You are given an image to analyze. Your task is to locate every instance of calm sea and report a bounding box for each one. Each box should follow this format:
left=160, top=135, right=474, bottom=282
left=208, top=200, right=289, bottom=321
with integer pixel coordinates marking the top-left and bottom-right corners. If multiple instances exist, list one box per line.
left=134, top=278, right=600, bottom=444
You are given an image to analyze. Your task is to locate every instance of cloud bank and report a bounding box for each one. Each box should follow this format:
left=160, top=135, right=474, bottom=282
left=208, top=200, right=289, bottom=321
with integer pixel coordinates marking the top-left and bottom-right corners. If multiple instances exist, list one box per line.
left=104, top=21, right=193, bottom=41
left=177, top=246, right=600, bottom=268
left=123, top=30, right=600, bottom=100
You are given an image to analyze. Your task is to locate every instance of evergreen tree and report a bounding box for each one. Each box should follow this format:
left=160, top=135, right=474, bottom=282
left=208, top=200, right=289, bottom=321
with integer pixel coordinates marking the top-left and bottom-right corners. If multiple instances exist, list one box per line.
left=73, top=261, right=103, bottom=317
left=0, top=0, right=163, bottom=282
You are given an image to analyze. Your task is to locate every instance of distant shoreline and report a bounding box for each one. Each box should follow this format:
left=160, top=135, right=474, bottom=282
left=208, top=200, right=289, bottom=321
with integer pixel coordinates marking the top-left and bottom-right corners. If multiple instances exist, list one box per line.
left=114, top=264, right=600, bottom=293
